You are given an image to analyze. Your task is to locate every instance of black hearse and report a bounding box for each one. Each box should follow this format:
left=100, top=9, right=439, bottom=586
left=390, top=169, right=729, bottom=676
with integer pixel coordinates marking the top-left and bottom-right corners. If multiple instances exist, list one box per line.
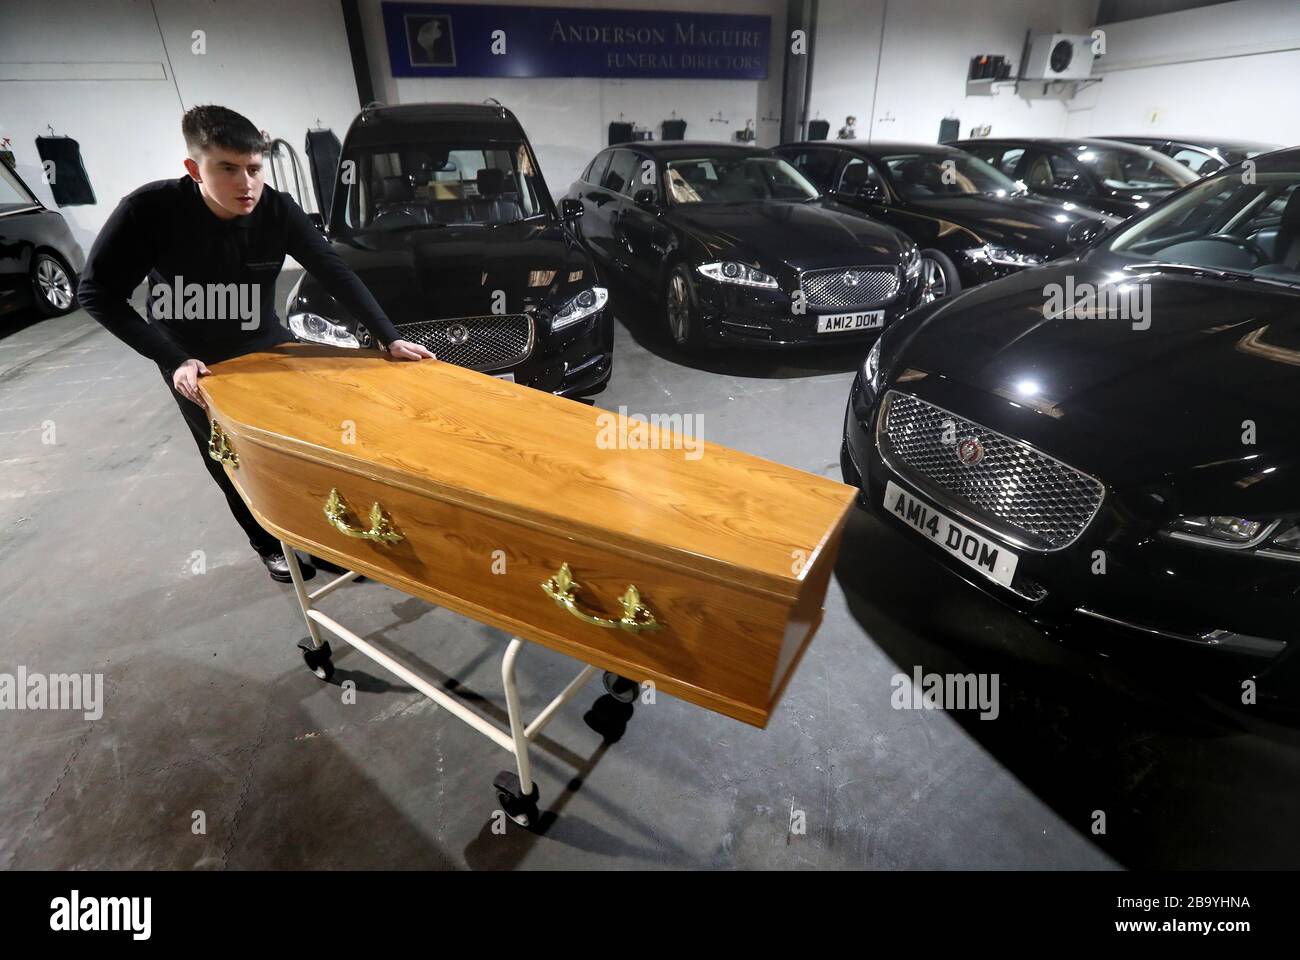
left=285, top=103, right=612, bottom=397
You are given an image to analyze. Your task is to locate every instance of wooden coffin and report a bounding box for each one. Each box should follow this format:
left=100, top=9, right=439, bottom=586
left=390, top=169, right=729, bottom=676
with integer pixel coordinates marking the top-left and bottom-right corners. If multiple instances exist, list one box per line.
left=199, top=344, right=856, bottom=727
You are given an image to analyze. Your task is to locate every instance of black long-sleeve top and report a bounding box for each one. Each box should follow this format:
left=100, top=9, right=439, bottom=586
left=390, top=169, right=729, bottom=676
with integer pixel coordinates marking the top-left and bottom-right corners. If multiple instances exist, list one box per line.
left=78, top=176, right=399, bottom=376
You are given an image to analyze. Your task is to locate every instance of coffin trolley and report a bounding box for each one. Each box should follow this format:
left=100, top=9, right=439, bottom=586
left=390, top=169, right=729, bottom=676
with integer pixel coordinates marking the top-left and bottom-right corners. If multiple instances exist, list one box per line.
left=201, top=345, right=856, bottom=825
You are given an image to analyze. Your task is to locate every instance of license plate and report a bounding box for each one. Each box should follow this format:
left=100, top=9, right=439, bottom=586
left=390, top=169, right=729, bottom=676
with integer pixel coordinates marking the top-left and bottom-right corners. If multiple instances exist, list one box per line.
left=494, top=372, right=515, bottom=382
left=817, top=310, right=884, bottom=333
left=884, top=481, right=1019, bottom=588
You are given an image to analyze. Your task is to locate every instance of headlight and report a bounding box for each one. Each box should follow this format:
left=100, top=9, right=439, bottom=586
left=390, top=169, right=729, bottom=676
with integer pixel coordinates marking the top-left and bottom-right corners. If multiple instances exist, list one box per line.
left=966, top=244, right=1045, bottom=268
left=552, top=286, right=608, bottom=331
left=287, top=312, right=360, bottom=348
left=697, top=261, right=779, bottom=288
left=1166, top=515, right=1300, bottom=561
left=904, top=246, right=921, bottom=280
left=863, top=336, right=882, bottom=388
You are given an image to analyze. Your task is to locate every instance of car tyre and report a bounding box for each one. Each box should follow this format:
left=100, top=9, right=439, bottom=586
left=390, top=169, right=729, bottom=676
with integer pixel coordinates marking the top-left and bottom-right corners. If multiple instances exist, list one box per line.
left=31, top=251, right=78, bottom=318
left=917, top=249, right=961, bottom=304
left=664, top=262, right=706, bottom=352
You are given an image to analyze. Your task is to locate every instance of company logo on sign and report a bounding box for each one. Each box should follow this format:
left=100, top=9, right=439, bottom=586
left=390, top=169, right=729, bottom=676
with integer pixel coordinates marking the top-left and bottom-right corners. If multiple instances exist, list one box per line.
left=405, top=14, right=456, bottom=67
left=956, top=438, right=985, bottom=466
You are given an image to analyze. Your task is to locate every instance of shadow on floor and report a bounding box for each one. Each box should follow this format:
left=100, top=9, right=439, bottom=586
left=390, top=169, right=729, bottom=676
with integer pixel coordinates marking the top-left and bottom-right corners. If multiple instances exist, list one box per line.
left=833, top=506, right=1300, bottom=869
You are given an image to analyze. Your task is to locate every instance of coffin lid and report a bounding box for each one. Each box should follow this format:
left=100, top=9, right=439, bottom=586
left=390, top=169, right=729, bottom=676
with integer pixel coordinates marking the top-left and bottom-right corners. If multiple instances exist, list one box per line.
left=200, top=346, right=856, bottom=599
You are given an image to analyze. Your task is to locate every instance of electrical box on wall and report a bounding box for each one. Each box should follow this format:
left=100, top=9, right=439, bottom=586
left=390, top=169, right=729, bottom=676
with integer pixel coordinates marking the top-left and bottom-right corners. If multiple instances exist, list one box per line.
left=1023, top=34, right=1095, bottom=81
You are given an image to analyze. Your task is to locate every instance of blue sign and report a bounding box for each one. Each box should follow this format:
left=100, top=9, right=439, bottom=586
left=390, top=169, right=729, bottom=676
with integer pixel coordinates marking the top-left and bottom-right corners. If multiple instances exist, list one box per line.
left=381, top=2, right=770, bottom=80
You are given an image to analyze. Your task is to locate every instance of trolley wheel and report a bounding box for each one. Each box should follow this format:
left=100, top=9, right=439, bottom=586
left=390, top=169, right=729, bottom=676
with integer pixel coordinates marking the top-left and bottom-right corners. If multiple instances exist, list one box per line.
left=492, top=771, right=541, bottom=828
left=602, top=671, right=640, bottom=703
left=297, top=638, right=335, bottom=681
left=583, top=694, right=635, bottom=743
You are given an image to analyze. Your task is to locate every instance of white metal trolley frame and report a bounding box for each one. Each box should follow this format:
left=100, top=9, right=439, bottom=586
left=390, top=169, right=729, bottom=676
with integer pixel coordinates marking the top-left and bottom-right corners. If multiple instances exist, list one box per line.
left=279, top=541, right=615, bottom=826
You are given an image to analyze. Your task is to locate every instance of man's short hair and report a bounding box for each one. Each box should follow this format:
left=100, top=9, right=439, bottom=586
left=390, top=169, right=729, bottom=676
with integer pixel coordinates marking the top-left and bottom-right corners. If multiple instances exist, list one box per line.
left=182, top=105, right=267, bottom=158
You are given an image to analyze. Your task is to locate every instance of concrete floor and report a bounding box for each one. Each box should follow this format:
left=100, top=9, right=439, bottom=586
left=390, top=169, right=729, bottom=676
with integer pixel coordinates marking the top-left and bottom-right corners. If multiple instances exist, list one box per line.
left=2, top=272, right=1298, bottom=870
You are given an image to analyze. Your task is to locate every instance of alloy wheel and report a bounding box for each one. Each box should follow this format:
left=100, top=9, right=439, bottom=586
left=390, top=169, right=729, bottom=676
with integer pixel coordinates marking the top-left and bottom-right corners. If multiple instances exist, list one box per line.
left=37, top=257, right=73, bottom=310
left=918, top=257, right=947, bottom=304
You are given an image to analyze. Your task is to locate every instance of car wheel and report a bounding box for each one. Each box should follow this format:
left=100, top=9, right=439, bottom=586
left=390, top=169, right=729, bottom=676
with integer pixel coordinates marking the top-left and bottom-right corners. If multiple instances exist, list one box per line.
left=32, top=252, right=77, bottom=317
left=917, top=249, right=961, bottom=305
left=664, top=262, right=705, bottom=351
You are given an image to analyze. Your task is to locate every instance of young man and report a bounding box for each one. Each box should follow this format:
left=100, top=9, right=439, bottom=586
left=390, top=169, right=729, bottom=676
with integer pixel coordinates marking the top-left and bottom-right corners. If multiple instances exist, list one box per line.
left=78, top=105, right=434, bottom=582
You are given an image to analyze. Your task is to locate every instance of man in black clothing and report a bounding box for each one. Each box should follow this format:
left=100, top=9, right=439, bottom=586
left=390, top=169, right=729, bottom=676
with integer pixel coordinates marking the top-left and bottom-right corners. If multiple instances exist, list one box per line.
left=78, top=105, right=434, bottom=581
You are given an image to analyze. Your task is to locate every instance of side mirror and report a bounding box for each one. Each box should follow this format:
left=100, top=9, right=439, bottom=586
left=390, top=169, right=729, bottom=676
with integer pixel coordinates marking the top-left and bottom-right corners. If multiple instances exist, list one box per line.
left=632, top=188, right=659, bottom=210
left=307, top=212, right=326, bottom=233
left=1066, top=217, right=1104, bottom=248
left=560, top=197, right=584, bottom=220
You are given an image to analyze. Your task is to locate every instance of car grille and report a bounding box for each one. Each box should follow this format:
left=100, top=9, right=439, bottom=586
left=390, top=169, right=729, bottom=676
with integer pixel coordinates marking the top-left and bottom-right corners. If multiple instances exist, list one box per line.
left=392, top=314, right=533, bottom=371
left=877, top=391, right=1104, bottom=550
left=800, top=266, right=900, bottom=308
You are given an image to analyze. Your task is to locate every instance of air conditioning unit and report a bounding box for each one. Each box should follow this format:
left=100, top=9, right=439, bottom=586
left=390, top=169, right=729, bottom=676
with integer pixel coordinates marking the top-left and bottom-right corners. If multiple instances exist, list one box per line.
left=1023, top=34, right=1095, bottom=81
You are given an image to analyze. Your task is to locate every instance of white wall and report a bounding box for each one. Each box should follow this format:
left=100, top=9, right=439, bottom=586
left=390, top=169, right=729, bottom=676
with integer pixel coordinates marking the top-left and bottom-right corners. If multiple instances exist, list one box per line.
left=356, top=0, right=788, bottom=200
left=1067, top=0, right=1300, bottom=146
left=810, top=0, right=1099, bottom=144
left=0, top=0, right=363, bottom=249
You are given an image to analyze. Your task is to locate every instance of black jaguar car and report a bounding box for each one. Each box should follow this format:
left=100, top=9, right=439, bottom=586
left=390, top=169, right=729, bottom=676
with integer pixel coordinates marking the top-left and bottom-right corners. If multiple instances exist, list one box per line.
left=774, top=141, right=1118, bottom=301
left=842, top=148, right=1300, bottom=703
left=953, top=137, right=1197, bottom=219
left=0, top=157, right=85, bottom=319
left=565, top=142, right=921, bottom=350
left=284, top=103, right=612, bottom=397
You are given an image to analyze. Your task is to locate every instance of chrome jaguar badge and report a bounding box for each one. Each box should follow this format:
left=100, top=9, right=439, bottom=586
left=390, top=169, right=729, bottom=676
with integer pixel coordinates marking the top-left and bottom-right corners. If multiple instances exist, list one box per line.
left=956, top=438, right=985, bottom=466
left=842, top=270, right=862, bottom=287
left=446, top=323, right=470, bottom=345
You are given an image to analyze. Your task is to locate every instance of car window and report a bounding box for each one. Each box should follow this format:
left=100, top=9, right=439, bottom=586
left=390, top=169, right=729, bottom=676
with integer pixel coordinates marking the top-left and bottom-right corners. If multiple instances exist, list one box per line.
left=781, top=149, right=838, bottom=192
left=880, top=152, right=1020, bottom=199
left=966, top=145, right=1024, bottom=178
left=624, top=154, right=657, bottom=198
left=1171, top=147, right=1223, bottom=175
left=1021, top=149, right=1089, bottom=194
left=1106, top=172, right=1300, bottom=282
left=1072, top=145, right=1196, bottom=190
left=0, top=163, right=38, bottom=210
left=664, top=156, right=818, bottom=204
left=601, top=150, right=637, bottom=194
left=584, top=150, right=611, bottom=186
left=341, top=141, right=546, bottom=230
left=836, top=157, right=888, bottom=195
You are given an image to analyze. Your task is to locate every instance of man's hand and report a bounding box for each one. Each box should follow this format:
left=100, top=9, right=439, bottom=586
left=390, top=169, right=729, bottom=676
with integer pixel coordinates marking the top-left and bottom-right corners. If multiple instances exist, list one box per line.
left=387, top=339, right=435, bottom=361
left=172, top=358, right=210, bottom=407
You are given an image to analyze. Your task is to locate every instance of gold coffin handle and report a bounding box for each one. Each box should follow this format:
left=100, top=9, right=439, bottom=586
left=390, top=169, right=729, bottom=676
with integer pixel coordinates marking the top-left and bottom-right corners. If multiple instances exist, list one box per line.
left=208, top=421, right=238, bottom=467
left=541, top=562, right=663, bottom=634
left=323, top=488, right=404, bottom=544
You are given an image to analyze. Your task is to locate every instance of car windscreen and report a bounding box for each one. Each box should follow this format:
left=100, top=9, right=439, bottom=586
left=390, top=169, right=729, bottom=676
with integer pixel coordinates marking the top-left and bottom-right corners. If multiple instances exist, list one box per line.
left=664, top=156, right=818, bottom=204
left=342, top=142, right=547, bottom=230
left=881, top=152, right=1021, bottom=200
left=1073, top=145, right=1197, bottom=191
left=1103, top=170, right=1300, bottom=284
left=0, top=162, right=39, bottom=212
